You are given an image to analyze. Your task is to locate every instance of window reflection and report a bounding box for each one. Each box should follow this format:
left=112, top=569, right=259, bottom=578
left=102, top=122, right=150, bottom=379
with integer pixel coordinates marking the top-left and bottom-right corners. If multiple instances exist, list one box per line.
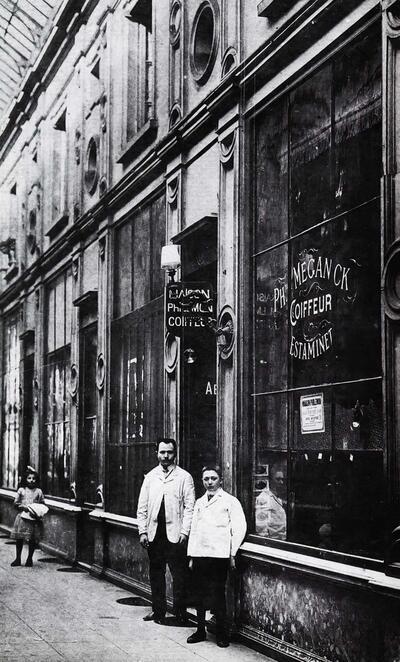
left=290, top=66, right=332, bottom=234
left=334, top=32, right=381, bottom=213
left=251, top=26, right=383, bottom=558
left=109, top=196, right=166, bottom=516
left=334, top=381, right=383, bottom=451
left=2, top=315, right=20, bottom=489
left=255, top=249, right=288, bottom=393
left=290, top=451, right=333, bottom=548
left=255, top=96, right=288, bottom=251
left=44, top=272, right=72, bottom=498
left=254, top=456, right=287, bottom=541
left=255, top=394, right=288, bottom=451
left=252, top=383, right=384, bottom=556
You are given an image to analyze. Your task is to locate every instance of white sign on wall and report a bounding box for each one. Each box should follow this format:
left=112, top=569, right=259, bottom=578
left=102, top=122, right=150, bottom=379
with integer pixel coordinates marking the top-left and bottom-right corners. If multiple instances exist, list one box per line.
left=300, top=393, right=325, bottom=434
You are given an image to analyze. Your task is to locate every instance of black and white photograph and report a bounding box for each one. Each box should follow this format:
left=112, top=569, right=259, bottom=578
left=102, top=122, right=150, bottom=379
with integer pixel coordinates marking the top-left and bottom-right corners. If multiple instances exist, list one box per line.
left=0, top=1, right=398, bottom=660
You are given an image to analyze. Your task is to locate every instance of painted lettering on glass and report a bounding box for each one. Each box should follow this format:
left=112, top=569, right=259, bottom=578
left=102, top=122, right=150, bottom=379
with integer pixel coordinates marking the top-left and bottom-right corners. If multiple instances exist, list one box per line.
left=269, top=248, right=359, bottom=361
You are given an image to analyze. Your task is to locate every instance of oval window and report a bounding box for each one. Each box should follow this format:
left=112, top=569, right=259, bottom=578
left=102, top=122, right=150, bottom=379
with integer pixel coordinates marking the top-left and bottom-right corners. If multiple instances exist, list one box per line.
left=190, top=1, right=219, bottom=85
left=27, top=209, right=37, bottom=254
left=170, top=1, right=182, bottom=45
left=84, top=136, right=99, bottom=195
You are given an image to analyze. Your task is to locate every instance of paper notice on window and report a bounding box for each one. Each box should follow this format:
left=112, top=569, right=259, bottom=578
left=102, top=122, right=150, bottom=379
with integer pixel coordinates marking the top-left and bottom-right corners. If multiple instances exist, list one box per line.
left=300, top=394, right=325, bottom=434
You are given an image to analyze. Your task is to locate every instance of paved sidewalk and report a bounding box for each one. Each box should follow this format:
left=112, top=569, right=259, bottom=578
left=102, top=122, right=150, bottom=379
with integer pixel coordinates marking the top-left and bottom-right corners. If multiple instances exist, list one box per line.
left=0, top=534, right=273, bottom=662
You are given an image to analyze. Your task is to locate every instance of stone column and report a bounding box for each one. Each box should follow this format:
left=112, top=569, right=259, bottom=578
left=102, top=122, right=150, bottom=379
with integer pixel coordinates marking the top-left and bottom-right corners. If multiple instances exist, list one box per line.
left=217, top=109, right=242, bottom=637
left=217, top=112, right=240, bottom=495
left=165, top=167, right=183, bottom=449
left=33, top=284, right=44, bottom=475
left=69, top=251, right=82, bottom=497
left=96, top=230, right=110, bottom=508
left=382, top=0, right=400, bottom=536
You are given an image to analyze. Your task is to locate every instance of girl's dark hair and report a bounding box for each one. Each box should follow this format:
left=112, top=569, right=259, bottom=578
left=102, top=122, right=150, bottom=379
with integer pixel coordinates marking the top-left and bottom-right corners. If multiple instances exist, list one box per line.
left=201, top=464, right=223, bottom=479
left=20, top=467, right=40, bottom=488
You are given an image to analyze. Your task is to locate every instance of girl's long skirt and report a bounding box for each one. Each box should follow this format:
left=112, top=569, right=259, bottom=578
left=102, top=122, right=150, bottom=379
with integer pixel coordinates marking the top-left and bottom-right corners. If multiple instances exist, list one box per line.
left=10, top=513, right=42, bottom=544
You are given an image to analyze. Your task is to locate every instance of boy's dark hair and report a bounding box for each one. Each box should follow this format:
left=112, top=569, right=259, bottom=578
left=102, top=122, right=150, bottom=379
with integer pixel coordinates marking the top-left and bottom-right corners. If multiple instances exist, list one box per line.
left=156, top=437, right=177, bottom=453
left=201, top=464, right=223, bottom=479
left=20, top=467, right=40, bottom=488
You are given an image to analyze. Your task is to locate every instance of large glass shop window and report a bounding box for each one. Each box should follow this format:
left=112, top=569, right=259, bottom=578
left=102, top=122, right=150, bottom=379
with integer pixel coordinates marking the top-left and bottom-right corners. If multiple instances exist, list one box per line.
left=1, top=313, right=20, bottom=489
left=252, top=28, right=383, bottom=558
left=109, top=195, right=165, bottom=516
left=43, top=272, right=72, bottom=497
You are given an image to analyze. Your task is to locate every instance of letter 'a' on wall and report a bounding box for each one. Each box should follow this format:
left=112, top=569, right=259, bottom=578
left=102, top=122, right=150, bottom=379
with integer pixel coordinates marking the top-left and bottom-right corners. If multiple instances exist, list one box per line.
left=251, top=25, right=384, bottom=559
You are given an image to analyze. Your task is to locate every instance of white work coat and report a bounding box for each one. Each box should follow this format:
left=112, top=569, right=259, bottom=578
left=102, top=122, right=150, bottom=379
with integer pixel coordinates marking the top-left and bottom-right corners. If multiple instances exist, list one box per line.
left=136, top=464, right=195, bottom=543
left=255, top=488, right=287, bottom=540
left=187, top=488, right=247, bottom=558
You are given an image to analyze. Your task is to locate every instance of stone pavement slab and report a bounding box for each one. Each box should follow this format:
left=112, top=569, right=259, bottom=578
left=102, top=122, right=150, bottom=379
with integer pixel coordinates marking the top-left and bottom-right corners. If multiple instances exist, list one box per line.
left=0, top=641, right=65, bottom=661
left=0, top=536, right=274, bottom=662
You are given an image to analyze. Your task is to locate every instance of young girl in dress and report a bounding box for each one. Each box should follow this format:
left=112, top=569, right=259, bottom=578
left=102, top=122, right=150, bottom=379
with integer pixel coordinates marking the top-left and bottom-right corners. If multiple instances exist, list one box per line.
left=10, top=468, right=45, bottom=567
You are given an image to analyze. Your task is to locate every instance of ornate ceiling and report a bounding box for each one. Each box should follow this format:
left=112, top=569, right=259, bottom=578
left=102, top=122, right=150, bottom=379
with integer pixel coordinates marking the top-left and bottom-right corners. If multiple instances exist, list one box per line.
left=0, top=0, right=60, bottom=120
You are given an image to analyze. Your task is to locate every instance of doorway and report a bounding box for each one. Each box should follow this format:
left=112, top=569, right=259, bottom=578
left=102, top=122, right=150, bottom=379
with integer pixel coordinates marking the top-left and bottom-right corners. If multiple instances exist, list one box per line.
left=77, top=321, right=97, bottom=566
left=21, top=352, right=34, bottom=472
left=177, top=217, right=218, bottom=496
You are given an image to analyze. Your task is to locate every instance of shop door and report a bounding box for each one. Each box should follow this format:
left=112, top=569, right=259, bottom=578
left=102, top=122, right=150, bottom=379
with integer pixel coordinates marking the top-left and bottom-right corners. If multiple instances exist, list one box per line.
left=77, top=323, right=97, bottom=566
left=21, top=353, right=34, bottom=472
left=179, top=219, right=218, bottom=496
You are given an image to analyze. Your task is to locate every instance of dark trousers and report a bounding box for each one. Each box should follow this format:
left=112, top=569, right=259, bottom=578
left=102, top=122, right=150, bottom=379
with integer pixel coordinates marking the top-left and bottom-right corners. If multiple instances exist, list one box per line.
left=192, top=558, right=229, bottom=637
left=147, top=523, right=187, bottom=617
left=196, top=604, right=227, bottom=638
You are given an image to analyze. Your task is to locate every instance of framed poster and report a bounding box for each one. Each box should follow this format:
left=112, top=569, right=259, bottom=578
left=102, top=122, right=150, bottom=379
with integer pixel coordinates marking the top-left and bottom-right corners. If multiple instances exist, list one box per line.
left=300, top=393, right=325, bottom=434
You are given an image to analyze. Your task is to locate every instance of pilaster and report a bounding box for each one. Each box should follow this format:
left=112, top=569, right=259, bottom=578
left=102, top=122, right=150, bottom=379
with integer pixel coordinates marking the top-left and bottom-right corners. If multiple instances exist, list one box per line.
left=217, top=110, right=240, bottom=496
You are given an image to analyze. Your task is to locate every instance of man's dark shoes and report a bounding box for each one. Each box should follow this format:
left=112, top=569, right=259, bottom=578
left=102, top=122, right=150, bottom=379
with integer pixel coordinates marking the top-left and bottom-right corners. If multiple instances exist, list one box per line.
left=10, top=559, right=21, bottom=566
left=217, top=639, right=230, bottom=648
left=187, top=629, right=207, bottom=643
left=143, top=611, right=165, bottom=624
left=25, top=558, right=33, bottom=567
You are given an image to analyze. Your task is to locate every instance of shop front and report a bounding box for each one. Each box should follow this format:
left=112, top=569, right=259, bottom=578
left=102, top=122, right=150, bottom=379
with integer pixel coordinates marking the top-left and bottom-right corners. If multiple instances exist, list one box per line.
left=2, top=2, right=400, bottom=660
left=236, top=17, right=400, bottom=662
